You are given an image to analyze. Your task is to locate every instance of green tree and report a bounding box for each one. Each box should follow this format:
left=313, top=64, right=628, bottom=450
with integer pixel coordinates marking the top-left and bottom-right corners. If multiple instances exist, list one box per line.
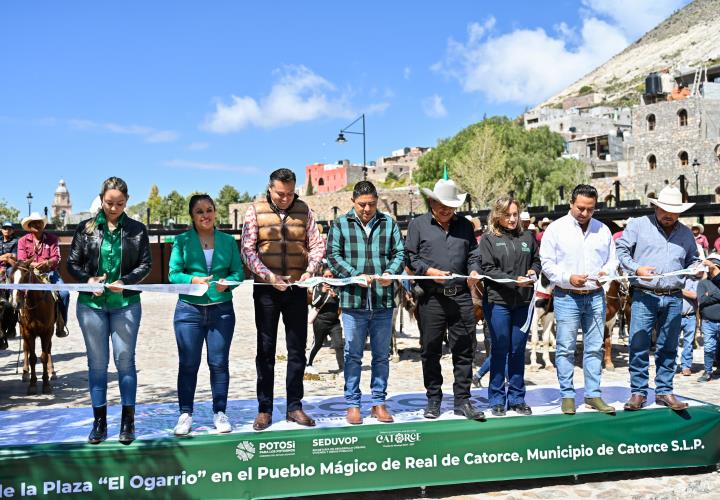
left=164, top=190, right=186, bottom=224
left=385, top=172, right=399, bottom=182
left=415, top=116, right=586, bottom=209
left=0, top=199, right=20, bottom=224
left=147, top=185, right=163, bottom=224
left=216, top=185, right=241, bottom=223
left=305, top=177, right=314, bottom=196
left=238, top=191, right=253, bottom=203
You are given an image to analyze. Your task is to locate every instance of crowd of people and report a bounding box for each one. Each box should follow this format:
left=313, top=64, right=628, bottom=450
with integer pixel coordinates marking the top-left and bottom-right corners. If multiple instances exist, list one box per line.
left=1, top=168, right=719, bottom=446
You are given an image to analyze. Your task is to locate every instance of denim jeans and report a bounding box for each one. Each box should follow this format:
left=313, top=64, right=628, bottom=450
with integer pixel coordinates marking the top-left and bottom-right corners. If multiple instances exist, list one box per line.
left=553, top=289, right=605, bottom=399
left=77, top=301, right=142, bottom=407
left=341, top=308, right=393, bottom=407
left=485, top=302, right=529, bottom=407
left=628, top=290, right=682, bottom=396
left=677, top=314, right=696, bottom=370
left=700, top=318, right=720, bottom=374
left=174, top=300, right=236, bottom=414
left=49, top=271, right=70, bottom=323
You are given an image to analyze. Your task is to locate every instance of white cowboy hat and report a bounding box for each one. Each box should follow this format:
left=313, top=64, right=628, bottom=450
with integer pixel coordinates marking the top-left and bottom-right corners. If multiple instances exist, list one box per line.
left=21, top=212, right=47, bottom=231
left=616, top=220, right=626, bottom=228
left=520, top=211, right=531, bottom=221
left=691, top=222, right=704, bottom=233
left=648, top=186, right=694, bottom=214
left=528, top=223, right=537, bottom=231
left=538, top=217, right=552, bottom=228
left=421, top=179, right=467, bottom=209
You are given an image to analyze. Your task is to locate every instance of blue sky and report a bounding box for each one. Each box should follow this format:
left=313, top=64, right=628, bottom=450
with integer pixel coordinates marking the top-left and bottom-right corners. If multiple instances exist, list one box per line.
left=0, top=0, right=689, bottom=215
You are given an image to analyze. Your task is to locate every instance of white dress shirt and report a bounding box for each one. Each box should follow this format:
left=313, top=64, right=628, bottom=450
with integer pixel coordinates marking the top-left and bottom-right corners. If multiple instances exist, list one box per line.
left=539, top=213, right=618, bottom=291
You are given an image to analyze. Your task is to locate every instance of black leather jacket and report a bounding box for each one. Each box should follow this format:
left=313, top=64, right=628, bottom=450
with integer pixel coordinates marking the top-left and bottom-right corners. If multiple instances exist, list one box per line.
left=67, top=216, right=152, bottom=297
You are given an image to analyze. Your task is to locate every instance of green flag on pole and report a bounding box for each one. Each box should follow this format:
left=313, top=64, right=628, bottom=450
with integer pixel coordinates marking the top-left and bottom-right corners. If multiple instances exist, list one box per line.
left=442, top=160, right=449, bottom=180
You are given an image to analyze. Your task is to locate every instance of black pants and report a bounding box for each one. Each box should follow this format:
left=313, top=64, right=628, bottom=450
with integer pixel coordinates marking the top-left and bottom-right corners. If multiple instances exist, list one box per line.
left=254, top=286, right=308, bottom=413
left=418, top=291, right=476, bottom=405
left=309, top=312, right=344, bottom=369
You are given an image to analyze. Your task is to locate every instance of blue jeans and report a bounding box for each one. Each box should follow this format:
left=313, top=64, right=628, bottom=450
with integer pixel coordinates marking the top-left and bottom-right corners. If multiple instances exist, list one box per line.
left=629, top=290, right=682, bottom=396
left=700, top=318, right=720, bottom=374
left=677, top=314, right=696, bottom=370
left=485, top=302, right=529, bottom=406
left=553, top=289, right=605, bottom=399
left=341, top=308, right=393, bottom=407
left=49, top=271, right=70, bottom=323
left=77, top=301, right=142, bottom=407
left=174, top=300, right=236, bottom=414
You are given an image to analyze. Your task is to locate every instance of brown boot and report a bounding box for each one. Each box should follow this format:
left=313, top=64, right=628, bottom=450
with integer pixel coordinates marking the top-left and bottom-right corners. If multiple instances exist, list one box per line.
left=346, top=407, right=363, bottom=425
left=253, top=412, right=272, bottom=431
left=286, top=409, right=316, bottom=427
left=623, top=394, right=647, bottom=411
left=655, top=394, right=689, bottom=411
left=371, top=405, right=394, bottom=423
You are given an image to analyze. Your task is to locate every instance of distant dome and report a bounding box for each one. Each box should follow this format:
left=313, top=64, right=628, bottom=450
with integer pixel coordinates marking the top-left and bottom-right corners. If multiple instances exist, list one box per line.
left=55, top=179, right=68, bottom=194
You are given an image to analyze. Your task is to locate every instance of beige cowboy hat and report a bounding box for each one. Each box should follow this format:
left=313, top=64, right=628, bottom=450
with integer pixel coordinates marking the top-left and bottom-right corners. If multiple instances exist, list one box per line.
left=616, top=220, right=626, bottom=228
left=421, top=179, right=467, bottom=209
left=538, top=217, right=552, bottom=229
left=691, top=222, right=704, bottom=233
left=520, top=211, right=532, bottom=222
left=648, top=186, right=694, bottom=214
left=528, top=223, right=537, bottom=231
left=21, top=212, right=47, bottom=231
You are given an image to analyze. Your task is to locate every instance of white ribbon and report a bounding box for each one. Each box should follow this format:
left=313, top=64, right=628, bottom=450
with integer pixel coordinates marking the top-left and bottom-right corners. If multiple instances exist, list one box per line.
left=594, top=265, right=706, bottom=284
left=0, top=282, right=209, bottom=297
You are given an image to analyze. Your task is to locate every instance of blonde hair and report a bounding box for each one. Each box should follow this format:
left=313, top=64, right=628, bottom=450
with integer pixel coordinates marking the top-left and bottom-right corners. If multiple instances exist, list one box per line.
left=487, top=195, right=522, bottom=237
left=85, top=177, right=129, bottom=234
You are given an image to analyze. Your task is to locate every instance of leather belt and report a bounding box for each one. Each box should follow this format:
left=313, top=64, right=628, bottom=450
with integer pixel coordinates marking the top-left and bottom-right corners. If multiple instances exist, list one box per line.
left=429, top=285, right=467, bottom=297
left=634, top=287, right=682, bottom=296
left=556, top=287, right=601, bottom=296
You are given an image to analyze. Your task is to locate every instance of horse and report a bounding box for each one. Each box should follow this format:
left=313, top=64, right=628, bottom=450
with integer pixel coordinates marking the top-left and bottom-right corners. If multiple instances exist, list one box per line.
left=602, top=276, right=631, bottom=371
left=0, top=288, right=17, bottom=350
left=528, top=274, right=556, bottom=371
left=11, top=260, right=56, bottom=394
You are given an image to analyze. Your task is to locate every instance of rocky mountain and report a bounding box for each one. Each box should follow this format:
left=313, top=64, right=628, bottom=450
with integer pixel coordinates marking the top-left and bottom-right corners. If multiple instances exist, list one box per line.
left=536, top=0, right=720, bottom=109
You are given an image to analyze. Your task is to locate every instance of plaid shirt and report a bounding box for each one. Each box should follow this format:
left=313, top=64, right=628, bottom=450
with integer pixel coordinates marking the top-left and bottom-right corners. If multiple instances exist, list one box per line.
left=327, top=209, right=405, bottom=310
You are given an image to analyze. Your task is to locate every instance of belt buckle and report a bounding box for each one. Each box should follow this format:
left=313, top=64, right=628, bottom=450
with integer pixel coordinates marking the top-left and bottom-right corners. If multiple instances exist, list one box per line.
left=443, top=287, right=457, bottom=297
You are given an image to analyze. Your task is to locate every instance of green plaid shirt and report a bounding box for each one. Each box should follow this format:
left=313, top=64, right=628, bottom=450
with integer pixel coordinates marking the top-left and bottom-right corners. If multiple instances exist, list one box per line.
left=327, top=209, right=405, bottom=310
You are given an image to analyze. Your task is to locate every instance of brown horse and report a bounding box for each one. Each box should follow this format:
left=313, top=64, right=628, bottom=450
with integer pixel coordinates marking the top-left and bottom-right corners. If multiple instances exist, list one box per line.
left=603, top=278, right=631, bottom=371
left=11, top=260, right=56, bottom=394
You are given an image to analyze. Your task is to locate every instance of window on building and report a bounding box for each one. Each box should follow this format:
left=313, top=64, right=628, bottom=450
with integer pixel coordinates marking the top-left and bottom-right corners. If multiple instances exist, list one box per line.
left=648, top=154, right=657, bottom=170
left=678, top=151, right=689, bottom=167
left=559, top=122, right=564, bottom=131
left=647, top=114, right=656, bottom=131
left=678, top=109, right=688, bottom=126
left=318, top=178, right=325, bottom=186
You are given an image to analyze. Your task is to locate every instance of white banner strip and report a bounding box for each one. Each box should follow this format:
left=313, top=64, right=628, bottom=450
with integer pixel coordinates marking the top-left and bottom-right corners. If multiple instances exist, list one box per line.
left=595, top=266, right=706, bottom=284
left=0, top=282, right=209, bottom=297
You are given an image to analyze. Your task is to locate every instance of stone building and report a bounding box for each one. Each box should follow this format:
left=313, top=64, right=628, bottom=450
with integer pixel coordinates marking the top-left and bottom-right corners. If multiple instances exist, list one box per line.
left=366, top=146, right=431, bottom=183
left=51, top=179, right=72, bottom=220
left=628, top=94, right=720, bottom=199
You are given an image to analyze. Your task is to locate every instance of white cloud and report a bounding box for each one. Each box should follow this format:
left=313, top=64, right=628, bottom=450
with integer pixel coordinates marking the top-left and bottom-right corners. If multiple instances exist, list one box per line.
left=187, top=142, right=209, bottom=151
left=165, top=159, right=259, bottom=174
left=68, top=119, right=178, bottom=143
left=433, top=1, right=688, bottom=105
left=422, top=95, right=447, bottom=118
left=202, top=65, right=367, bottom=133
left=403, top=67, right=412, bottom=80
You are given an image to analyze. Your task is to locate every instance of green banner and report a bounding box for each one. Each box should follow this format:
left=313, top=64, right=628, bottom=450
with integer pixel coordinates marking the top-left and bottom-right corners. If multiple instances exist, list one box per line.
left=1, top=406, right=719, bottom=499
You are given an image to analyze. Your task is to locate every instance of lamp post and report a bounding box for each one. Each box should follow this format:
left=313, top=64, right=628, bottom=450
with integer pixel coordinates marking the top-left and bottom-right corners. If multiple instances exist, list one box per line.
left=26, top=192, right=33, bottom=216
left=335, top=113, right=367, bottom=181
left=691, top=158, right=700, bottom=196
left=409, top=188, right=415, bottom=217
left=233, top=208, right=239, bottom=230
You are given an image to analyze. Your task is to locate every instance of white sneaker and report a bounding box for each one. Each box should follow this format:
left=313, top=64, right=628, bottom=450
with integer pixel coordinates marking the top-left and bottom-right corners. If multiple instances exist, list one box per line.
left=174, top=413, right=193, bottom=436
left=305, top=365, right=319, bottom=375
left=214, top=411, right=232, bottom=433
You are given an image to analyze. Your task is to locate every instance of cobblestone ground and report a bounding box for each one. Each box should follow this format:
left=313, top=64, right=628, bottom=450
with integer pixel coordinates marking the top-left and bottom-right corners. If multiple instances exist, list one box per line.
left=1, top=289, right=718, bottom=499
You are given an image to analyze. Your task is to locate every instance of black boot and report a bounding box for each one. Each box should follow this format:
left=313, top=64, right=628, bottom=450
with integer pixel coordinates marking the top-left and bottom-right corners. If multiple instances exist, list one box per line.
left=118, top=405, right=136, bottom=445
left=88, top=406, right=107, bottom=444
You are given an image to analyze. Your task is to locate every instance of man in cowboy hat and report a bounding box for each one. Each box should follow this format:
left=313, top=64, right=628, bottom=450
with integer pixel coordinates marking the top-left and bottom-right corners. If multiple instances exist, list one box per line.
left=405, top=178, right=485, bottom=421
left=0, top=221, right=18, bottom=281
left=536, top=217, right=552, bottom=243
left=16, top=213, right=69, bottom=337
left=617, top=186, right=701, bottom=411
left=519, top=211, right=533, bottom=231
left=691, top=222, right=708, bottom=256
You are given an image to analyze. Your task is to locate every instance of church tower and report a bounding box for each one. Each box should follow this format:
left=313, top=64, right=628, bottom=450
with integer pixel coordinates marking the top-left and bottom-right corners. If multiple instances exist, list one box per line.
left=51, top=179, right=72, bottom=220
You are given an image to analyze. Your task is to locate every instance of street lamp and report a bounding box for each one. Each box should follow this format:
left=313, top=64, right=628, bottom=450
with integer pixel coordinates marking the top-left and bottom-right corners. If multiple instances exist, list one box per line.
left=26, top=192, right=33, bottom=216
left=691, top=158, right=700, bottom=196
left=335, top=113, right=367, bottom=181
left=408, top=188, right=415, bottom=217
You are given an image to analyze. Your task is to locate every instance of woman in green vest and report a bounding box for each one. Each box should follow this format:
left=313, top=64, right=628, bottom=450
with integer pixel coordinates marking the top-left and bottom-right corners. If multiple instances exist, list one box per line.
left=169, top=194, right=244, bottom=435
left=67, top=177, right=152, bottom=445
